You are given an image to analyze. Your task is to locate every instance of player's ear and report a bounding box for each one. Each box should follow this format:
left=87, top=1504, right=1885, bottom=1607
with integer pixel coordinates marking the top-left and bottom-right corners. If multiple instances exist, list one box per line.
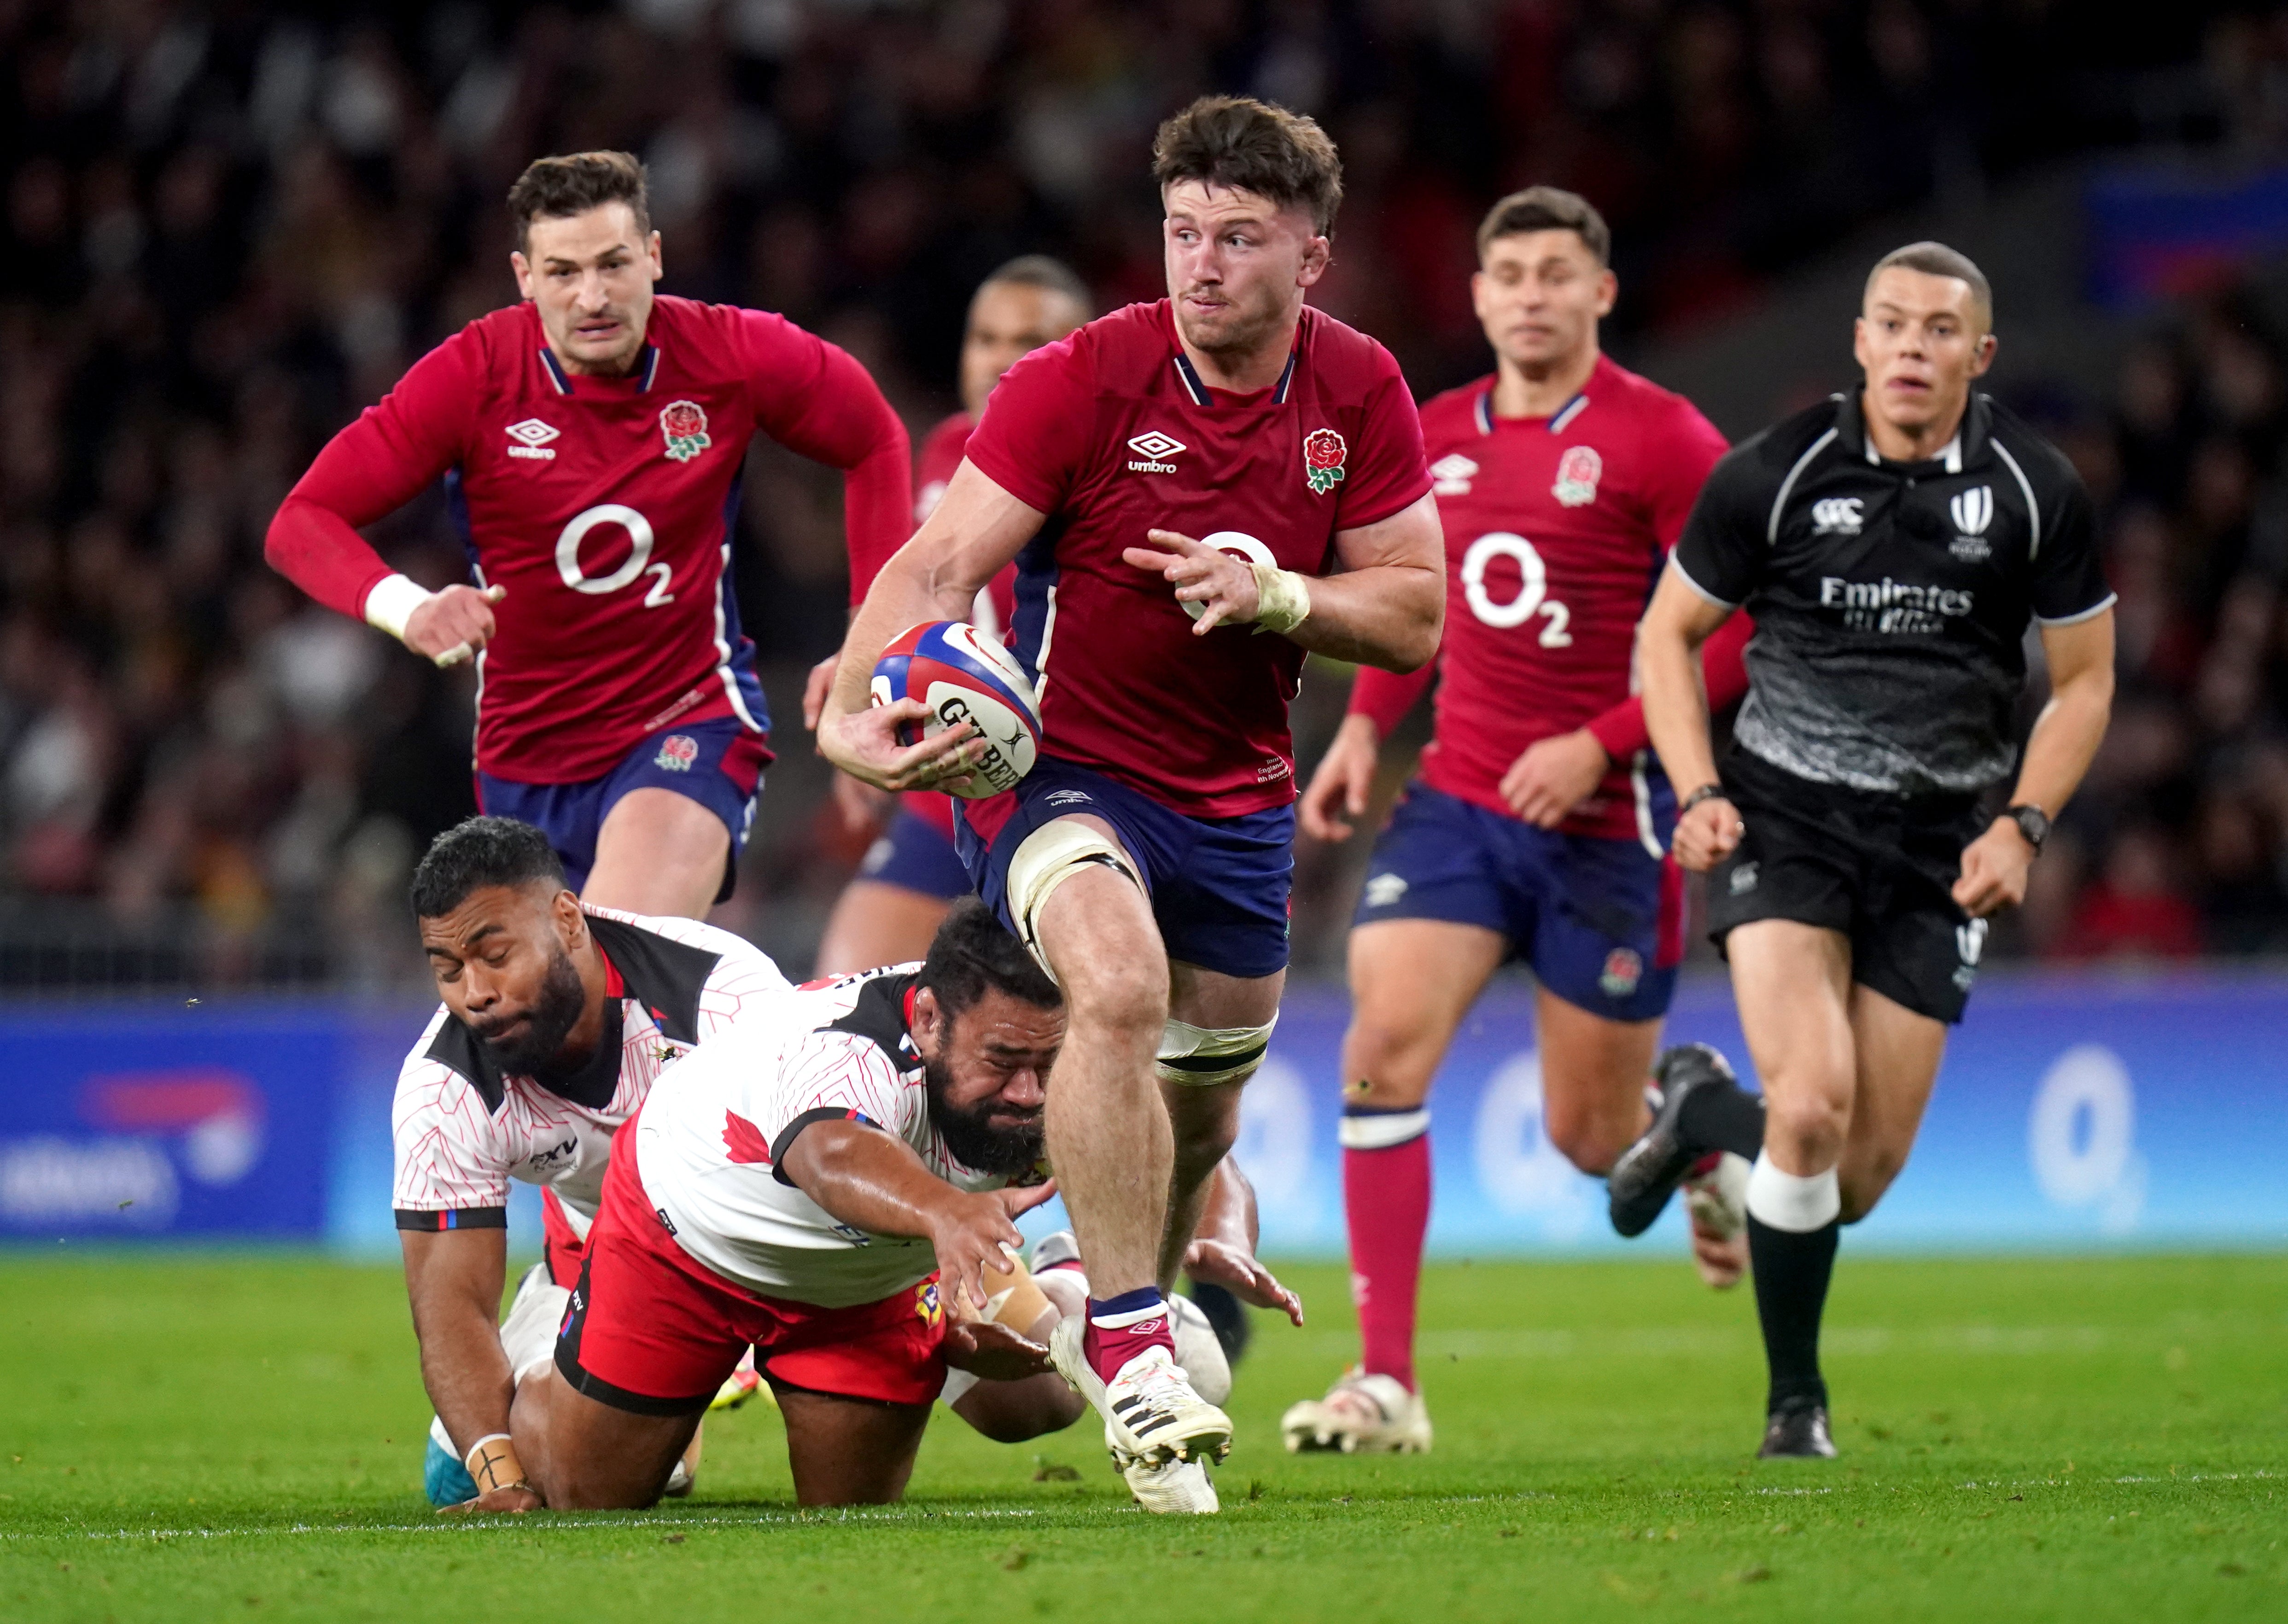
left=1296, top=231, right=1332, bottom=288
left=552, top=889, right=587, bottom=949
left=1970, top=330, right=1998, bottom=376
left=1594, top=267, right=1618, bottom=318
left=646, top=231, right=663, bottom=282
left=911, top=985, right=945, bottom=1053
left=510, top=250, right=534, bottom=301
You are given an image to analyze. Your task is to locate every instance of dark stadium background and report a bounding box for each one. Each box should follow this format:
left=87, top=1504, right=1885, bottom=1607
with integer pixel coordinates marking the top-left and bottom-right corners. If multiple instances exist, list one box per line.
left=3, top=0, right=2286, bottom=990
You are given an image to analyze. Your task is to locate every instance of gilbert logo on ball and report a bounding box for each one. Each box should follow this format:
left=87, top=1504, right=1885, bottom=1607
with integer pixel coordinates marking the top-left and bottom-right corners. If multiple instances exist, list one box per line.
left=870, top=620, right=1042, bottom=800
left=1302, top=427, right=1348, bottom=495
left=659, top=400, right=712, bottom=463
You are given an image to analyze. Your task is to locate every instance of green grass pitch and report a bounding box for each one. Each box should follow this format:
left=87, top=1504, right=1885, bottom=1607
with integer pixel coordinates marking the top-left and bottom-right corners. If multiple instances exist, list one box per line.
left=1, top=1252, right=2282, bottom=1622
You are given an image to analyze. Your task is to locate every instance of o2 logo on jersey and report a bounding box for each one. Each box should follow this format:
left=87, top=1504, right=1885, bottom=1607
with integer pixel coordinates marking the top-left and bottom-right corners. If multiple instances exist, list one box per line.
left=1461, top=532, right=1572, bottom=647
left=659, top=400, right=712, bottom=463
left=556, top=504, right=675, bottom=607
left=1181, top=531, right=1280, bottom=624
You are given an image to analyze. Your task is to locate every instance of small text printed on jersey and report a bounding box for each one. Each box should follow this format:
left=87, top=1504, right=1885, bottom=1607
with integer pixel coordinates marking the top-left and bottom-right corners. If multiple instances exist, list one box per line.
left=506, top=419, right=560, bottom=460
left=1820, top=575, right=1974, bottom=634
left=1126, top=431, right=1185, bottom=474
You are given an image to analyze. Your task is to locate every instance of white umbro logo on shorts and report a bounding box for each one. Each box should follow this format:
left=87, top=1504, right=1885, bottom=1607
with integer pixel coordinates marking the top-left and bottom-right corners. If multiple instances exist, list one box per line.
left=505, top=418, right=560, bottom=460
left=1363, top=872, right=1409, bottom=908
left=1126, top=431, right=1185, bottom=474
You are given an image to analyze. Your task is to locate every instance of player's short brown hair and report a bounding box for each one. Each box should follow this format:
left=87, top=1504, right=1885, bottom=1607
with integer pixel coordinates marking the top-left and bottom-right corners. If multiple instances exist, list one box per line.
left=508, top=151, right=651, bottom=252
left=1151, top=96, right=1343, bottom=237
left=1866, top=241, right=1993, bottom=331
left=1477, top=187, right=1611, bottom=266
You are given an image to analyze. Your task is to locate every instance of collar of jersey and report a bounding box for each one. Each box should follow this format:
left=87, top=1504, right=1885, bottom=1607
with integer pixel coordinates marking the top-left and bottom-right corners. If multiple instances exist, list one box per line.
left=1474, top=383, right=1591, bottom=436
left=1833, top=387, right=1989, bottom=473
left=538, top=342, right=661, bottom=397
left=1170, top=318, right=1301, bottom=407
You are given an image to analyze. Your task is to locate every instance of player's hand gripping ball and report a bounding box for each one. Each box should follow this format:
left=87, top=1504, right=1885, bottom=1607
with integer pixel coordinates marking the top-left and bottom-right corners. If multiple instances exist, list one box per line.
left=870, top=621, right=1042, bottom=800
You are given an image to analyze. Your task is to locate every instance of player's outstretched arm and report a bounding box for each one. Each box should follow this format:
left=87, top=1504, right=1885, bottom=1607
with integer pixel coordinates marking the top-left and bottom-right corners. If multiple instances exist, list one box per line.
left=816, top=461, right=1048, bottom=791
left=1640, top=560, right=1738, bottom=872
left=1954, top=608, right=2115, bottom=917
left=401, top=1227, right=539, bottom=1511
left=1121, top=490, right=1445, bottom=672
left=777, top=1117, right=1060, bottom=1311
left=1181, top=1157, right=1304, bottom=1326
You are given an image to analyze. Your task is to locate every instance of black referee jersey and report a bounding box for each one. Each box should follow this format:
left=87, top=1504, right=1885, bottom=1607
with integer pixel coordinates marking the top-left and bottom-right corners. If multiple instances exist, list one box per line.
left=1672, top=390, right=2114, bottom=796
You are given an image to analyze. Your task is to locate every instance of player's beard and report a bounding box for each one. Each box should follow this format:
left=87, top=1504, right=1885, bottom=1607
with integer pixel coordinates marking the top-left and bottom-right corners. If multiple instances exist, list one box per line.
left=472, top=946, right=589, bottom=1077
left=1173, top=279, right=1287, bottom=366
left=923, top=1058, right=1046, bottom=1177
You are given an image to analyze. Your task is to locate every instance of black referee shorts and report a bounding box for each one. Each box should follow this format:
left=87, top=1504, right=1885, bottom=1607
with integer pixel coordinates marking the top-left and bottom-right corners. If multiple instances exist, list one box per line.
left=1704, top=750, right=1988, bottom=1024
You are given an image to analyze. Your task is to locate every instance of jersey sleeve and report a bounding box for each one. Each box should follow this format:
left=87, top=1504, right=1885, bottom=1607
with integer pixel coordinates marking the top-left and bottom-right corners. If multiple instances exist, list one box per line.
left=264, top=330, right=485, bottom=621
left=754, top=1032, right=918, bottom=1179
left=1347, top=660, right=1436, bottom=736
left=732, top=309, right=914, bottom=602
left=391, top=1040, right=512, bottom=1226
left=1333, top=353, right=1434, bottom=533
left=2029, top=470, right=2114, bottom=624
left=1670, top=444, right=1771, bottom=609
left=962, top=335, right=1097, bottom=514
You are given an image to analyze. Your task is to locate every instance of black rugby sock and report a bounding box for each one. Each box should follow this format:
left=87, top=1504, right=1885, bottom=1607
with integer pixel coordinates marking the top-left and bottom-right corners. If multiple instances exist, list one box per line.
left=1747, top=1213, right=1838, bottom=1413
left=1679, top=1079, right=1765, bottom=1159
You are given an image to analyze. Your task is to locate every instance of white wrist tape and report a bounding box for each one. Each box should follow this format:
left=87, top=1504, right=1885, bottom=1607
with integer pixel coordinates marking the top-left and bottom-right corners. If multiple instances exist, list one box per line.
left=1248, top=562, right=1312, bottom=635
left=362, top=573, right=432, bottom=642
left=462, top=1432, right=513, bottom=1472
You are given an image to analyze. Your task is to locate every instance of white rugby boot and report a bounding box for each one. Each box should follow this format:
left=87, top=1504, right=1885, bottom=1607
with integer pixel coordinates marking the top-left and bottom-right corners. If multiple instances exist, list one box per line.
left=1280, top=1368, right=1433, bottom=1455
left=1049, top=1313, right=1232, bottom=1467
left=1120, top=1452, right=1220, bottom=1514
left=1683, top=1151, right=1751, bottom=1289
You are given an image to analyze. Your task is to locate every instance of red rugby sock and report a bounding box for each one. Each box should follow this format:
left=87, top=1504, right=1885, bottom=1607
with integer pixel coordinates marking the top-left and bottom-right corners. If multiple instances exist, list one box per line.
left=1342, top=1112, right=1433, bottom=1393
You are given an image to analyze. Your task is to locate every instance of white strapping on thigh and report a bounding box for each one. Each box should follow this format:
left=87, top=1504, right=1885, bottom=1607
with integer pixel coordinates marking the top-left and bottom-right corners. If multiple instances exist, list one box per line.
left=1156, top=1014, right=1278, bottom=1088
left=1004, top=818, right=1142, bottom=977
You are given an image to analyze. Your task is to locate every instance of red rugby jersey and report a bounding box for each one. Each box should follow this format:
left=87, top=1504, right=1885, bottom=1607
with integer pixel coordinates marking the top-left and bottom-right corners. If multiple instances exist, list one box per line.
left=266, top=297, right=911, bottom=783
left=1348, top=357, right=1746, bottom=846
left=962, top=301, right=1432, bottom=818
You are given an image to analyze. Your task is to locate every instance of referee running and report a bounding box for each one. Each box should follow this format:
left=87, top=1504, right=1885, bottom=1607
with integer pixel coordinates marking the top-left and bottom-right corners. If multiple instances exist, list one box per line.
left=1606, top=242, right=2116, bottom=1457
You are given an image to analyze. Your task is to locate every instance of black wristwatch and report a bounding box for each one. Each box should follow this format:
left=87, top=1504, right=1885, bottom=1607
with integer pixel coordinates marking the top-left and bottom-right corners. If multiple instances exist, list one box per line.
left=1680, top=783, right=1729, bottom=814
left=2005, top=803, right=2050, bottom=853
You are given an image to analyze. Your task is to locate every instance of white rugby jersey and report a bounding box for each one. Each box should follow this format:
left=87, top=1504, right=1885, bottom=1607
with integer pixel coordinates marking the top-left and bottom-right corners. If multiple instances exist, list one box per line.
left=636, top=965, right=1015, bottom=1308
left=392, top=908, right=788, bottom=1237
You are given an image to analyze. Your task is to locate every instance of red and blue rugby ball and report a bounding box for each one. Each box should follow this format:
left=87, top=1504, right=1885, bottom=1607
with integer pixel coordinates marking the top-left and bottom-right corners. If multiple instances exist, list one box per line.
left=870, top=620, right=1042, bottom=800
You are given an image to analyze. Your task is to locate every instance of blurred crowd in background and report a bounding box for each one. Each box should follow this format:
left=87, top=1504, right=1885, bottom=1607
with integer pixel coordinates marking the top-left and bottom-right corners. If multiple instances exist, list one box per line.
left=5, top=0, right=2288, bottom=987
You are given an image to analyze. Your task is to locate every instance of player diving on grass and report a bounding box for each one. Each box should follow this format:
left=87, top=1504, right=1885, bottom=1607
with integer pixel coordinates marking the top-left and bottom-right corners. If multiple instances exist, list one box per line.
left=816, top=95, right=1440, bottom=1503
left=446, top=900, right=1250, bottom=1515
left=265, top=150, right=911, bottom=921
left=1280, top=187, right=1756, bottom=1456
left=1609, top=243, right=2116, bottom=1457
left=393, top=817, right=791, bottom=1506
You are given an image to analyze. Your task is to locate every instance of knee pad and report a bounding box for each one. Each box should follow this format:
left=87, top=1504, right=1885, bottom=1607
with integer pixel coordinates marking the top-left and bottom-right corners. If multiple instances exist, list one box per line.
left=1156, top=1014, right=1278, bottom=1088
left=1004, top=818, right=1143, bottom=977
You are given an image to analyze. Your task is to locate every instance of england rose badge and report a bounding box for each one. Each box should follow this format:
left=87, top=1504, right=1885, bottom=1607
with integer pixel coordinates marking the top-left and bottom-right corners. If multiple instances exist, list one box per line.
left=1303, top=426, right=1348, bottom=495
left=660, top=399, right=712, bottom=463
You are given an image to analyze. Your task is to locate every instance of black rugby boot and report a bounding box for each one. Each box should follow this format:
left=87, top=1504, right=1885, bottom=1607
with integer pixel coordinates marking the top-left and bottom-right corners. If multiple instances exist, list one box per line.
left=1757, top=1399, right=1838, bottom=1459
left=1607, top=1043, right=1741, bottom=1238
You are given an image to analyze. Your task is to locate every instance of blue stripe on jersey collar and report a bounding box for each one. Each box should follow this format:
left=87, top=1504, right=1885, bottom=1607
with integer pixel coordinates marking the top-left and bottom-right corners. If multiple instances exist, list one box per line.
left=537, top=344, right=661, bottom=395
left=1476, top=386, right=1590, bottom=433
left=1172, top=341, right=1300, bottom=406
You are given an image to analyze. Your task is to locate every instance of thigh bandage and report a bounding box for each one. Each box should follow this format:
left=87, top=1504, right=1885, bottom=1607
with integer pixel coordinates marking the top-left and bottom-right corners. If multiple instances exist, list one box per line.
left=1156, top=1015, right=1278, bottom=1088
left=1004, top=818, right=1143, bottom=976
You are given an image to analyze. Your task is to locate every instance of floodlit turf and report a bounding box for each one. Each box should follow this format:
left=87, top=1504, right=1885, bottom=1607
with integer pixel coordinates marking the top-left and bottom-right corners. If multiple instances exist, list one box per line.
left=1, top=1253, right=2282, bottom=1622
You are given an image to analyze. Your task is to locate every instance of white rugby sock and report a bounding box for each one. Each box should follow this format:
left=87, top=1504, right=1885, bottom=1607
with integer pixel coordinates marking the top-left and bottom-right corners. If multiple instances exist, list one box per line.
left=1745, top=1154, right=1840, bottom=1233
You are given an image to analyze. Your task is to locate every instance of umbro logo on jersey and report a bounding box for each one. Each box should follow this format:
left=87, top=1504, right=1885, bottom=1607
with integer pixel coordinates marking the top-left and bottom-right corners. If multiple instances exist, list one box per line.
left=1811, top=496, right=1863, bottom=535
left=1430, top=453, right=1478, bottom=495
left=505, top=418, right=559, bottom=460
left=1949, top=485, right=1994, bottom=559
left=1126, top=431, right=1185, bottom=474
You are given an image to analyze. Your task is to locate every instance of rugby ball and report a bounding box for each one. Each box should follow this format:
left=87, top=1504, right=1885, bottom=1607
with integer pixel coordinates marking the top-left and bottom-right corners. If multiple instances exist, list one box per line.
left=870, top=620, right=1042, bottom=800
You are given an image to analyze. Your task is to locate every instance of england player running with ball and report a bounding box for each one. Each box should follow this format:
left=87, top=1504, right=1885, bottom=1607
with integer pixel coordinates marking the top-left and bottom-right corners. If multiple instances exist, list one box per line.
left=818, top=97, right=1441, bottom=1496
left=1609, top=244, right=2116, bottom=1458
left=1281, top=188, right=1755, bottom=1456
